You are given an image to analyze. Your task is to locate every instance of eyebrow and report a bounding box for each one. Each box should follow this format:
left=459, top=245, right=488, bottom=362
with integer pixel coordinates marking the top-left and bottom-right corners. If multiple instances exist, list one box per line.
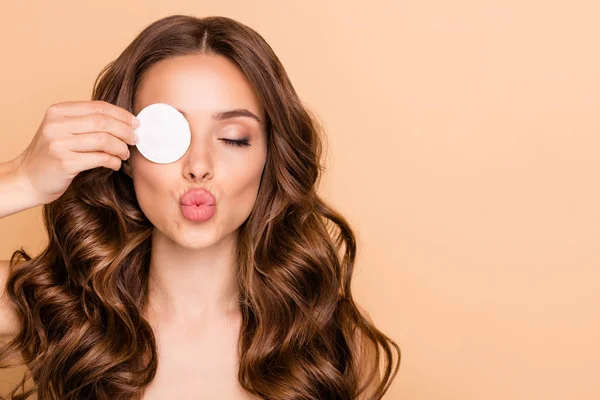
left=175, top=107, right=262, bottom=125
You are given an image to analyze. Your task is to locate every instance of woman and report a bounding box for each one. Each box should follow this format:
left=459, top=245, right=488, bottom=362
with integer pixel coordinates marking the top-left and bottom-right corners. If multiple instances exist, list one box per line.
left=0, top=14, right=400, bottom=399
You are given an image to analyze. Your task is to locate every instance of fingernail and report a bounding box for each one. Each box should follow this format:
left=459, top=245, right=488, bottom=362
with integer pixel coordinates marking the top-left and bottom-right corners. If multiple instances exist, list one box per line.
left=132, top=116, right=141, bottom=127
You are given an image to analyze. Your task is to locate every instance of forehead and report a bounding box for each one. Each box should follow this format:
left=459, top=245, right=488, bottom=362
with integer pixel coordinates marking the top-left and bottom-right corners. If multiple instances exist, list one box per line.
left=133, top=53, right=265, bottom=125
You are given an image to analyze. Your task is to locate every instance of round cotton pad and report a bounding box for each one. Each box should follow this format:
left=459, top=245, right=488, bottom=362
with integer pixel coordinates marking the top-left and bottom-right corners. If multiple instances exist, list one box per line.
left=133, top=103, right=191, bottom=164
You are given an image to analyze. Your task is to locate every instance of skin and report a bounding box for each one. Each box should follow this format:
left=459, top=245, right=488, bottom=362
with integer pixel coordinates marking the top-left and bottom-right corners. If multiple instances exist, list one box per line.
left=122, top=52, right=267, bottom=399
left=0, top=52, right=380, bottom=399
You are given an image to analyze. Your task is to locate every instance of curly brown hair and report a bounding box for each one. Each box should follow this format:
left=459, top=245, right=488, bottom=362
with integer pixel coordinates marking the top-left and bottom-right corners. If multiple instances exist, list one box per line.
left=0, top=14, right=401, bottom=399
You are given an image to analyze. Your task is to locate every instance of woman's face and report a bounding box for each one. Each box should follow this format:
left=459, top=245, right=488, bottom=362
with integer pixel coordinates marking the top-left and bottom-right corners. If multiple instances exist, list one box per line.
left=123, top=53, right=268, bottom=249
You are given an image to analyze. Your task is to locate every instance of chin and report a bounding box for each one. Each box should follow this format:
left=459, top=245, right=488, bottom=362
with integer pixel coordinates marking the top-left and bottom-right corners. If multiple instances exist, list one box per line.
left=174, top=224, right=219, bottom=247
left=173, top=235, right=215, bottom=250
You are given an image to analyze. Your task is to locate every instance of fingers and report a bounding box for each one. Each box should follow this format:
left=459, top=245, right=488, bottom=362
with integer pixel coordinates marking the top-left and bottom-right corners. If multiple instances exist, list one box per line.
left=73, top=151, right=124, bottom=172
left=48, top=100, right=139, bottom=129
left=58, top=113, right=138, bottom=146
left=67, top=132, right=131, bottom=161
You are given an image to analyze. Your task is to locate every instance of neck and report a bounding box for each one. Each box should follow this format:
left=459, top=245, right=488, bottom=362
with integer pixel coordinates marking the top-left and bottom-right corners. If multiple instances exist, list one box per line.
left=143, top=228, right=240, bottom=328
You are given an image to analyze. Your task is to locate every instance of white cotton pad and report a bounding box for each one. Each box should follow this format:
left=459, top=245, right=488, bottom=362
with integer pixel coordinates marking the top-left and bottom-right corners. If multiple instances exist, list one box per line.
left=133, top=103, right=191, bottom=164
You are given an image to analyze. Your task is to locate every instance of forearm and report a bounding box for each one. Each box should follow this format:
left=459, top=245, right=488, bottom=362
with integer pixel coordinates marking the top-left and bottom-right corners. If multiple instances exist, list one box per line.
left=0, top=156, right=40, bottom=220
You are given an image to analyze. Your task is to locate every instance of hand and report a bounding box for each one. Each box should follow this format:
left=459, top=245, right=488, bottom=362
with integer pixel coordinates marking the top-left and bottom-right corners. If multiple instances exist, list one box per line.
left=13, top=100, right=139, bottom=205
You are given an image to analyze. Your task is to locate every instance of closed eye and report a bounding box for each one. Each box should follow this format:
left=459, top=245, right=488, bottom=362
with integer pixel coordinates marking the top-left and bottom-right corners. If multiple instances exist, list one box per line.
left=221, top=138, right=251, bottom=147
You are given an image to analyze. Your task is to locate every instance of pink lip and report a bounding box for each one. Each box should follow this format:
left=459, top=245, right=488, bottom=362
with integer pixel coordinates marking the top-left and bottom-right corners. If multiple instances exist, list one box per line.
left=180, top=188, right=216, bottom=222
left=180, top=188, right=216, bottom=206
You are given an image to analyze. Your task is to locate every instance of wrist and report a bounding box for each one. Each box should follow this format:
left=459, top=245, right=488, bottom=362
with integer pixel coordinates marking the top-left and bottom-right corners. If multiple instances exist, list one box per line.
left=0, top=155, right=41, bottom=217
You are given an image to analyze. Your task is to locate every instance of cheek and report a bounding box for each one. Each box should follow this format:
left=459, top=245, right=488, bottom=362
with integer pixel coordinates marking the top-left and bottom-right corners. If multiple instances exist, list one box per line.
left=130, top=159, right=178, bottom=220
left=127, top=144, right=267, bottom=234
left=221, top=154, right=266, bottom=222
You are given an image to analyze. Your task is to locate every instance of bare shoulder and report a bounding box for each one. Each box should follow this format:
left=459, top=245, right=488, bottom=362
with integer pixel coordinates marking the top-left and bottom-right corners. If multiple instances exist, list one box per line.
left=354, top=303, right=381, bottom=399
left=356, top=303, right=374, bottom=324
left=355, top=302, right=377, bottom=352
left=0, top=259, right=21, bottom=343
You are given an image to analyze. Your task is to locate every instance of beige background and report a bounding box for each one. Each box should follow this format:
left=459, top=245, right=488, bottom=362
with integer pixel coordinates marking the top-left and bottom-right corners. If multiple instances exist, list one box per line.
left=1, top=1, right=599, bottom=399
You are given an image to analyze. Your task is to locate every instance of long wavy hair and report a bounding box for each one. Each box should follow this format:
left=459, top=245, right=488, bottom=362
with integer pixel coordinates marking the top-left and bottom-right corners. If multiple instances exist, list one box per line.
left=0, top=14, right=400, bottom=399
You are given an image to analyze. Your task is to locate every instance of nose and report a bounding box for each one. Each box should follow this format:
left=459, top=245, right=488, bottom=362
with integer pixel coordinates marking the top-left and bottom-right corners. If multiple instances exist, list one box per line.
left=181, top=134, right=214, bottom=182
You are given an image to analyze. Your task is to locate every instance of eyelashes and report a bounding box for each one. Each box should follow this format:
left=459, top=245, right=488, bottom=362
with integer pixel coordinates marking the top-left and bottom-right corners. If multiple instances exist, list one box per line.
left=221, top=138, right=251, bottom=147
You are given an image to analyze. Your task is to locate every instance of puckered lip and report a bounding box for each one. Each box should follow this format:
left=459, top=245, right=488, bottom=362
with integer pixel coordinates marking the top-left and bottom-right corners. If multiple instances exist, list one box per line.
left=180, top=188, right=216, bottom=206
